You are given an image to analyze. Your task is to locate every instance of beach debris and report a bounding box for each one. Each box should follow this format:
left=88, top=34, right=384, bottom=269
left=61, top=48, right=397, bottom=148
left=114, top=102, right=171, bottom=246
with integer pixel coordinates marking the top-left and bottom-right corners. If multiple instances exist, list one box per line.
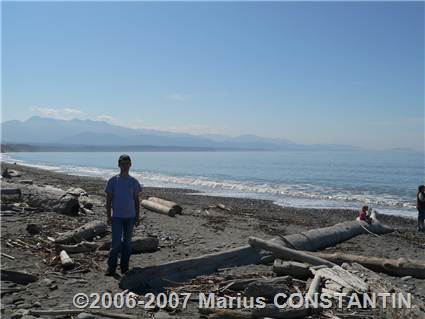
left=1, top=269, right=39, bottom=285
left=99, top=236, right=159, bottom=253
left=56, top=241, right=99, bottom=254
left=273, top=260, right=312, bottom=279
left=307, top=251, right=425, bottom=279
left=59, top=250, right=75, bottom=269
left=148, top=196, right=183, bottom=214
left=141, top=199, right=176, bottom=217
left=55, top=220, right=107, bottom=244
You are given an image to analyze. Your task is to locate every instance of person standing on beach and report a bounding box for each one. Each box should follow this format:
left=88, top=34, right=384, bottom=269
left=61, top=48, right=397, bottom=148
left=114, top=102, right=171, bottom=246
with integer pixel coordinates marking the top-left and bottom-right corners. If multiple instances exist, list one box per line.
left=417, top=185, right=425, bottom=232
left=105, top=154, right=142, bottom=276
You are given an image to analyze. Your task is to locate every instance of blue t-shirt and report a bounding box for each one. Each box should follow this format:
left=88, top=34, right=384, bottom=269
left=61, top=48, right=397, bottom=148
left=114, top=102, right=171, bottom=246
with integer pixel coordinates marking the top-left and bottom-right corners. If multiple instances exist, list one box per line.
left=105, top=175, right=142, bottom=218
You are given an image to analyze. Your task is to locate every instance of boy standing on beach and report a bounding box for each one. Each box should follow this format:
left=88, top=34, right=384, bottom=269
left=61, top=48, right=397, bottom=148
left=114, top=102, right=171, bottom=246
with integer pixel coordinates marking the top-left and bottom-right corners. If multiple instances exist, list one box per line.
left=105, top=154, right=142, bottom=276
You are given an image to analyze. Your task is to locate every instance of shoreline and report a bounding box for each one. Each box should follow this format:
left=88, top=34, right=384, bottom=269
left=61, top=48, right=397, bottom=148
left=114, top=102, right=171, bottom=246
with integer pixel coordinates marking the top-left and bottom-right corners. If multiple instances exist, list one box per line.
left=0, top=161, right=421, bottom=231
left=1, top=155, right=418, bottom=219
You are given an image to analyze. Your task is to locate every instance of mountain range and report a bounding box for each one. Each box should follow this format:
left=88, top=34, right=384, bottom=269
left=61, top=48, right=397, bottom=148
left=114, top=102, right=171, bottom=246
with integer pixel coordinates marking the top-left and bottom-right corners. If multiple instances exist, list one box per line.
left=1, top=116, right=359, bottom=151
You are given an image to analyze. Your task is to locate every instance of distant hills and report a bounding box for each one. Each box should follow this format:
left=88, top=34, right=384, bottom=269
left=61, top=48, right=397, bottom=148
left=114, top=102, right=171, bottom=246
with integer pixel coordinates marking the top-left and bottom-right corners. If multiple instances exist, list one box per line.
left=1, top=116, right=360, bottom=152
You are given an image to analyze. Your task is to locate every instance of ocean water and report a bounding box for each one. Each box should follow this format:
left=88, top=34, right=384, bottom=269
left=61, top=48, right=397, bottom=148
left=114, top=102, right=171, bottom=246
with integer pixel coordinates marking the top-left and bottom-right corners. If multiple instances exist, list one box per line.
left=2, top=150, right=424, bottom=218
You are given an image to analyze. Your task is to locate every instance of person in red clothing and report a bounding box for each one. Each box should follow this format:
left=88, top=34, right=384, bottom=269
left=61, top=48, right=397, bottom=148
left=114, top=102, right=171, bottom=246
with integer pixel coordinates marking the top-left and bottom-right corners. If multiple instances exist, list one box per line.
left=359, top=205, right=372, bottom=224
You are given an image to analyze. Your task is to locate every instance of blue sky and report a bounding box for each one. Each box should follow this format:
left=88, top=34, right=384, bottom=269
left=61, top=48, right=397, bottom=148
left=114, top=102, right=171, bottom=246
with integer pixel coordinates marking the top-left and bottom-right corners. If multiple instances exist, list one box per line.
left=2, top=2, right=424, bottom=150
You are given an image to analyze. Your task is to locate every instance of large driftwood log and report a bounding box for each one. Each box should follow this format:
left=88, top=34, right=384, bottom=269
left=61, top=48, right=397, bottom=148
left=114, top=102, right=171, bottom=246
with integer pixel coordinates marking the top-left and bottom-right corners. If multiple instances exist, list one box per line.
left=273, top=260, right=312, bottom=279
left=309, top=251, right=425, bottom=279
left=1, top=269, right=38, bottom=284
left=99, top=237, right=159, bottom=253
left=121, top=220, right=392, bottom=293
left=141, top=200, right=176, bottom=217
left=345, top=263, right=425, bottom=318
left=248, top=237, right=336, bottom=267
left=18, top=183, right=81, bottom=216
left=120, top=246, right=263, bottom=293
left=55, top=220, right=107, bottom=244
left=148, top=197, right=182, bottom=214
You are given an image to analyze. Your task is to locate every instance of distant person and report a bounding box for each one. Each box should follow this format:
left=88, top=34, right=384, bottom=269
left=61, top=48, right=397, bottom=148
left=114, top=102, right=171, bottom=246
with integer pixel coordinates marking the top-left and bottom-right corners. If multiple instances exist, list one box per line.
left=417, top=185, right=425, bottom=232
left=359, top=205, right=372, bottom=224
left=105, top=154, right=142, bottom=276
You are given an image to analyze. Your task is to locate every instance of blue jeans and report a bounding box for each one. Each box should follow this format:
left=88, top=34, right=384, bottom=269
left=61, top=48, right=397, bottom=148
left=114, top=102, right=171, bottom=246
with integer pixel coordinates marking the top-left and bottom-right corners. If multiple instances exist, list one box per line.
left=107, top=217, right=136, bottom=272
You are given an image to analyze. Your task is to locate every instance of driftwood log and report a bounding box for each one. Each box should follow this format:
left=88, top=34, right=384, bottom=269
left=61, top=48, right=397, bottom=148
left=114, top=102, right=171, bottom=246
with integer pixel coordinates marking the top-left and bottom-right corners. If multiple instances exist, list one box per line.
left=249, top=237, right=336, bottom=267
left=16, top=183, right=81, bottom=216
left=148, top=197, right=182, bottom=214
left=309, top=251, right=425, bottom=279
left=273, top=260, right=312, bottom=279
left=1, top=269, right=38, bottom=284
left=99, top=237, right=159, bottom=253
left=121, top=220, right=392, bottom=293
left=55, top=220, right=107, bottom=244
left=141, top=200, right=176, bottom=217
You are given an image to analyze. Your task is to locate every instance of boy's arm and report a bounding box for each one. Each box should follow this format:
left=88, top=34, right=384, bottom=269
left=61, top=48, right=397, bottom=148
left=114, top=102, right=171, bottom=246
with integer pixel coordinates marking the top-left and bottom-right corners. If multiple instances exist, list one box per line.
left=106, top=193, right=113, bottom=225
left=134, top=180, right=142, bottom=226
left=135, top=193, right=141, bottom=226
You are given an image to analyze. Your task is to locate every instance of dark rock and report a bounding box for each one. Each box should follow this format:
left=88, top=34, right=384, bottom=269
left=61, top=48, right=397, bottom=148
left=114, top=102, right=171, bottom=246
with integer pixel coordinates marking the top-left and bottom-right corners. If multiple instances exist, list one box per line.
left=26, top=223, right=42, bottom=235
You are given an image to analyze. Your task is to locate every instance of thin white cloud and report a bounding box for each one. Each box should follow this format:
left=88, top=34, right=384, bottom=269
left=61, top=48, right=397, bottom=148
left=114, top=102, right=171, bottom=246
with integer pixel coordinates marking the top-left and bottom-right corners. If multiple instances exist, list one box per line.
left=165, top=93, right=192, bottom=102
left=30, top=106, right=84, bottom=120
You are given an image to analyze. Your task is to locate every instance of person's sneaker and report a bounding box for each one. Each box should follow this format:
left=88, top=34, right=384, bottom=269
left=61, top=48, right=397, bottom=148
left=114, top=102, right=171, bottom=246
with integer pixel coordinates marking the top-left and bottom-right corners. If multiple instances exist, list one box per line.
left=105, top=268, right=117, bottom=276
